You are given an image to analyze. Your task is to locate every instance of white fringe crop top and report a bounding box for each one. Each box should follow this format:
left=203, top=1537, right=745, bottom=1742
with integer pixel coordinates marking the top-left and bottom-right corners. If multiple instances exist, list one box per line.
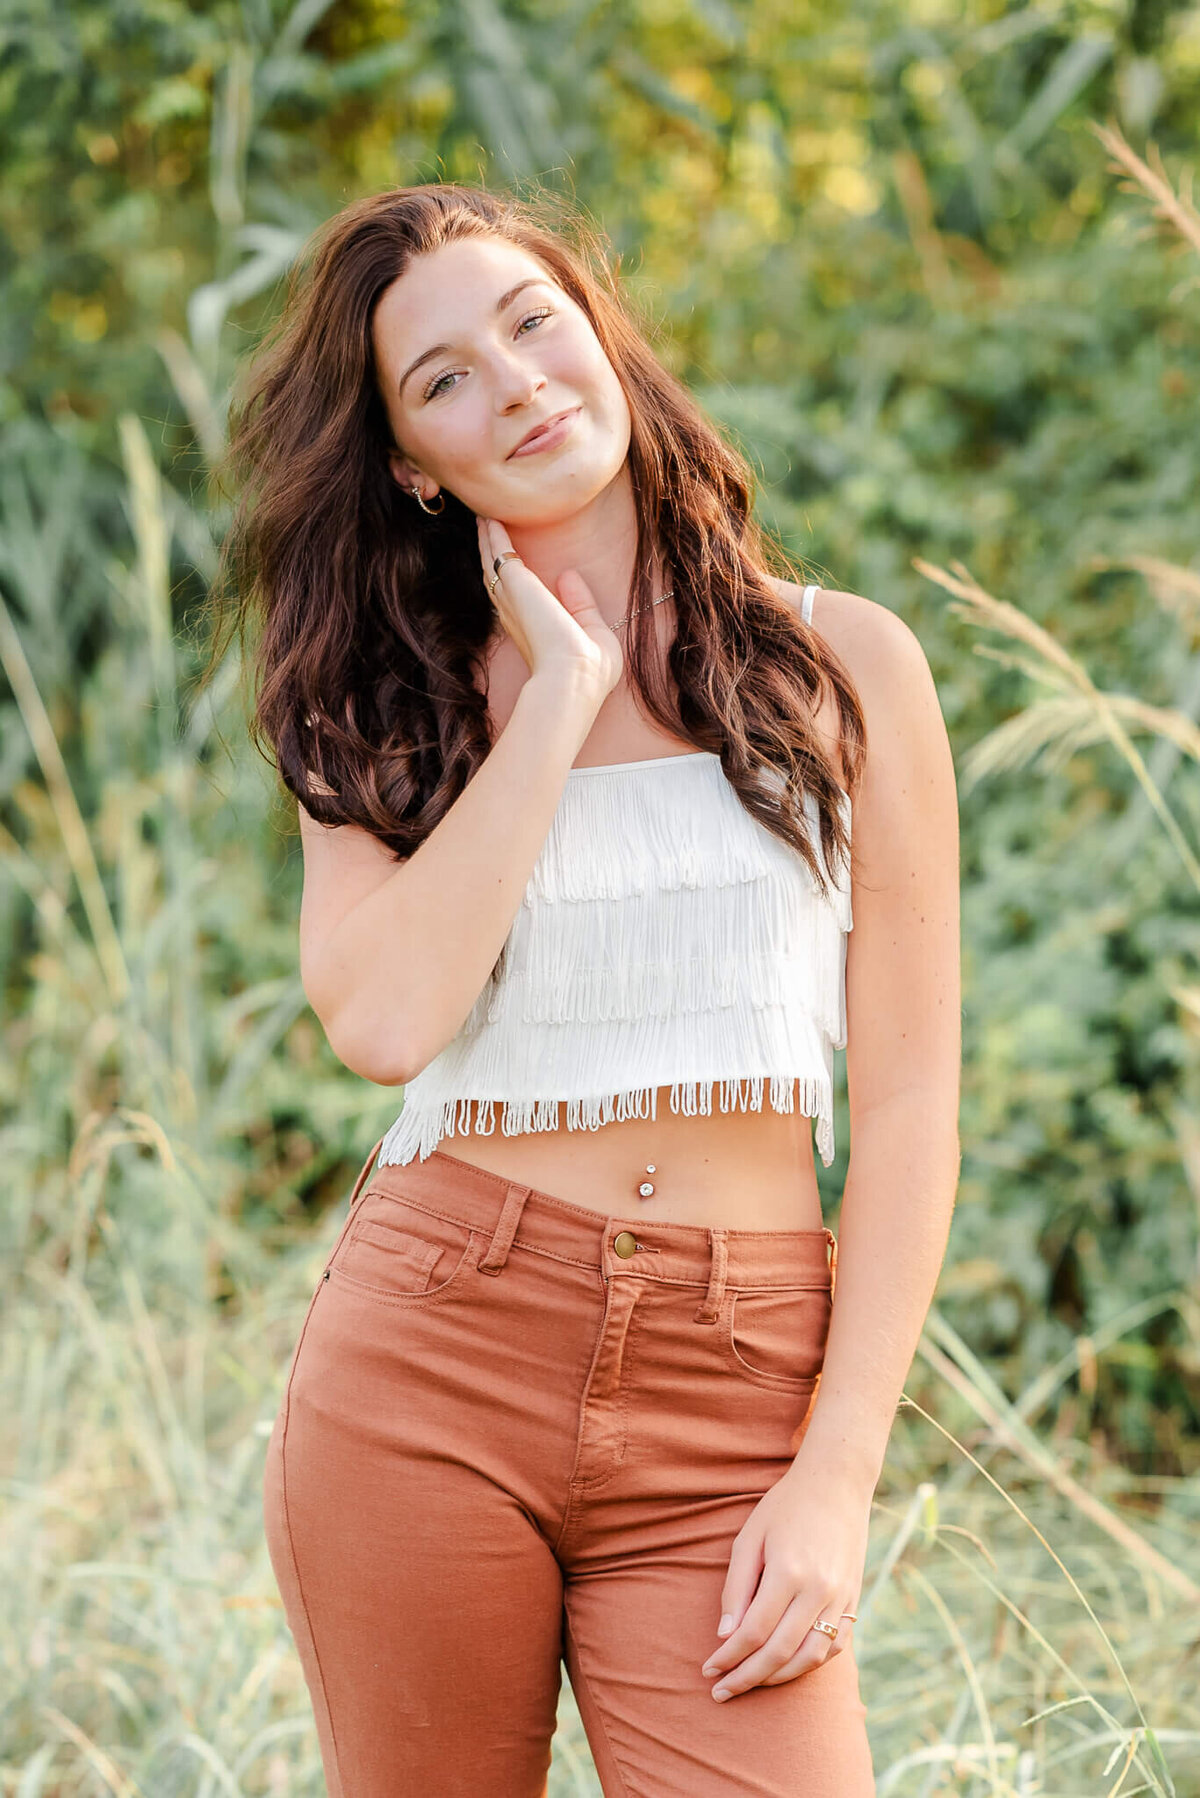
left=378, top=584, right=853, bottom=1170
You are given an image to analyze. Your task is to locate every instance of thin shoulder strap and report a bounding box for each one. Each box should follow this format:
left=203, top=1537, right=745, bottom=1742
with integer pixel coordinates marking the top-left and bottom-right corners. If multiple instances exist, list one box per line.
left=801, top=583, right=818, bottom=625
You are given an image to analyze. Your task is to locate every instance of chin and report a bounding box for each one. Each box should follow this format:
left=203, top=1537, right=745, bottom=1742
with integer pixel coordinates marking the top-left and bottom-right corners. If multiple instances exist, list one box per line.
left=496, top=467, right=619, bottom=528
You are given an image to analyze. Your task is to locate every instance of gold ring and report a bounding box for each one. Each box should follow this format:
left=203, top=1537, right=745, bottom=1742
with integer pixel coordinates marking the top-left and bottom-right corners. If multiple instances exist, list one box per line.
left=841, top=1611, right=858, bottom=1623
left=811, top=1619, right=839, bottom=1640
left=492, top=551, right=521, bottom=577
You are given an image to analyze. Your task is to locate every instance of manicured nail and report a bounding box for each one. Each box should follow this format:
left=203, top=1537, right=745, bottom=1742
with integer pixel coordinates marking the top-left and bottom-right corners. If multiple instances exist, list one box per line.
left=718, top=1614, right=735, bottom=1635
left=713, top=1687, right=732, bottom=1701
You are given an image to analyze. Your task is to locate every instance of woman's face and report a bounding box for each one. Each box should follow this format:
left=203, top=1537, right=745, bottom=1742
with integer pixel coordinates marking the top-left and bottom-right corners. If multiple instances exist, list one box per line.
left=372, top=235, right=633, bottom=527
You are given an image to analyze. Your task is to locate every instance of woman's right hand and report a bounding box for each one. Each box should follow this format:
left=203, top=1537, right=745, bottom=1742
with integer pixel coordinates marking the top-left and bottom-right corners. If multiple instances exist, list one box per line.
left=477, top=515, right=623, bottom=703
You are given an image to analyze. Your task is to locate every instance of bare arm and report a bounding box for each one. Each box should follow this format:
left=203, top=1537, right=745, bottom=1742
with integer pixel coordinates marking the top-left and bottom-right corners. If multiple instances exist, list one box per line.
left=796, top=590, right=962, bottom=1489
left=300, top=666, right=604, bottom=1084
left=299, top=515, right=621, bottom=1086
left=296, top=665, right=604, bottom=1078
left=693, top=593, right=960, bottom=1703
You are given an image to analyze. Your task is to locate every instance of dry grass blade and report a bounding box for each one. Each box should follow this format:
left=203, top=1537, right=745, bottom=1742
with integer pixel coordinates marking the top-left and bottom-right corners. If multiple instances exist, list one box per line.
left=39, top=1705, right=145, bottom=1798
left=1088, top=119, right=1200, bottom=261
left=915, top=1315, right=1200, bottom=1605
left=0, top=588, right=130, bottom=1003
left=896, top=1398, right=1177, bottom=1795
left=1086, top=554, right=1200, bottom=622
left=914, top=556, right=1200, bottom=894
left=155, top=329, right=227, bottom=470
left=918, top=1526, right=1176, bottom=1798
left=959, top=693, right=1200, bottom=791
left=900, top=1561, right=1003, bottom=1790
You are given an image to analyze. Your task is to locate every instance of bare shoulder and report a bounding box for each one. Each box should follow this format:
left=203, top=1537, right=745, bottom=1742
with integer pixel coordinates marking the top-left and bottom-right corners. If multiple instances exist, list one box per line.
left=774, top=577, right=957, bottom=897
left=767, top=576, right=930, bottom=690
left=766, top=577, right=937, bottom=798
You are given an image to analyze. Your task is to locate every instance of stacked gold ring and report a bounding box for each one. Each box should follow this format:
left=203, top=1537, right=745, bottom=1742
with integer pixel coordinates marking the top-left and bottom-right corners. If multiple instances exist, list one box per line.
left=488, top=551, right=521, bottom=596
left=811, top=1608, right=858, bottom=1640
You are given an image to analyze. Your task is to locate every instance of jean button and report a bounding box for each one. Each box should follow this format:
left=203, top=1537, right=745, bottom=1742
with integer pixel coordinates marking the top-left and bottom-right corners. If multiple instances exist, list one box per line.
left=613, top=1230, right=638, bottom=1258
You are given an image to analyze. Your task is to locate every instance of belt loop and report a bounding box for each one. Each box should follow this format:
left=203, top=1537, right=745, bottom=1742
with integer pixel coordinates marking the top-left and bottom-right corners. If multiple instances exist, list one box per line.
left=349, top=1136, right=385, bottom=1209
left=477, top=1182, right=532, bottom=1276
left=694, top=1227, right=730, bottom=1325
left=825, top=1226, right=838, bottom=1301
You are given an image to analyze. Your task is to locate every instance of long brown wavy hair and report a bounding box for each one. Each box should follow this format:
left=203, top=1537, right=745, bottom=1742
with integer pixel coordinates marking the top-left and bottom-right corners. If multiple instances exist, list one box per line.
left=210, top=180, right=865, bottom=909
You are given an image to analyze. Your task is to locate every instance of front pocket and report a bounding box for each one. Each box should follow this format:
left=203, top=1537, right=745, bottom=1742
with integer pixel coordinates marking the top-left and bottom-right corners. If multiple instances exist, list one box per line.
left=722, top=1285, right=831, bottom=1389
left=331, top=1191, right=478, bottom=1301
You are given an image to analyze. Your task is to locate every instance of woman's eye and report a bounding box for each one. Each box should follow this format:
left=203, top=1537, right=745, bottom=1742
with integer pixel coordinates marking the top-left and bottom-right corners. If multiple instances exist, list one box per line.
left=422, top=309, right=553, bottom=402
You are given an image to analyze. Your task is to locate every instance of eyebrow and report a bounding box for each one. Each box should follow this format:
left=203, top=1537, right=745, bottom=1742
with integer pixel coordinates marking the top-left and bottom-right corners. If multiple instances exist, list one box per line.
left=396, top=277, right=554, bottom=399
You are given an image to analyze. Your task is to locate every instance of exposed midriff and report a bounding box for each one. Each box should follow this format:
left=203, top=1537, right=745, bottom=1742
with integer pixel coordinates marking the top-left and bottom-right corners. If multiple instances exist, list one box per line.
left=422, top=1091, right=826, bottom=1231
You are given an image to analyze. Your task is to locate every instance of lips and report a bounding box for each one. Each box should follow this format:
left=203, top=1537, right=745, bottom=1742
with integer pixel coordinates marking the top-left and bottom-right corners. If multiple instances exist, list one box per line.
left=508, top=406, right=579, bottom=457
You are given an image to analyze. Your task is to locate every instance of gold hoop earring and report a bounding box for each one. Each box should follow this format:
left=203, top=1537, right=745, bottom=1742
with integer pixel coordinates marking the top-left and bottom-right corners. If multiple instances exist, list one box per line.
left=410, top=485, right=445, bottom=515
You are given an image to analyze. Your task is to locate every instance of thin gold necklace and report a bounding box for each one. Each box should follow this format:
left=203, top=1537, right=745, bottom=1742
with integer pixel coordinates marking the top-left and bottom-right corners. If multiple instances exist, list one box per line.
left=611, top=588, right=674, bottom=631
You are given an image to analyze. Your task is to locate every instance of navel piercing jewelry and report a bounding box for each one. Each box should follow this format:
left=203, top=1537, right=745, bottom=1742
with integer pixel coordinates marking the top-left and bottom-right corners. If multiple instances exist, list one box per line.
left=638, top=1163, right=657, bottom=1198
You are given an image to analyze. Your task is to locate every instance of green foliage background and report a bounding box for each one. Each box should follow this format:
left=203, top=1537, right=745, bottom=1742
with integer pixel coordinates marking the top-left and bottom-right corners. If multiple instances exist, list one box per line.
left=2, top=0, right=1199, bottom=1791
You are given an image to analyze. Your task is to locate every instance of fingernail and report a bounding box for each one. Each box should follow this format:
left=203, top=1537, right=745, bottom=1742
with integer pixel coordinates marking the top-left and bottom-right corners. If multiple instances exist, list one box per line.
left=718, top=1615, right=735, bottom=1635
left=713, top=1687, right=732, bottom=1702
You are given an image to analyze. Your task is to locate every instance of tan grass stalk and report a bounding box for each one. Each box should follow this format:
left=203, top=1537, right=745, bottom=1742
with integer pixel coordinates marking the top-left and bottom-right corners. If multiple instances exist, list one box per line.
left=1088, top=120, right=1200, bottom=265
left=914, top=1318, right=1200, bottom=1605
left=0, top=590, right=129, bottom=1003
left=913, top=556, right=1200, bottom=895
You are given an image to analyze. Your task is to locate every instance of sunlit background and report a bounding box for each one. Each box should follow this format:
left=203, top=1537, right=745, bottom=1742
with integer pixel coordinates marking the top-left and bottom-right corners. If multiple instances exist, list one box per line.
left=3, top=0, right=1200, bottom=1791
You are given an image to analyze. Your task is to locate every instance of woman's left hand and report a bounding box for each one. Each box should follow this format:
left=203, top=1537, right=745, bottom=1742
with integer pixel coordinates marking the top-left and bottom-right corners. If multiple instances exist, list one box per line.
left=699, top=1453, right=872, bottom=1701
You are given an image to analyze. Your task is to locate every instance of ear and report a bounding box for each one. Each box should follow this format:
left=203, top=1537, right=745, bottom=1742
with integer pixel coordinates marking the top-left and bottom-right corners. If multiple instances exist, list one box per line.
left=387, top=448, right=429, bottom=497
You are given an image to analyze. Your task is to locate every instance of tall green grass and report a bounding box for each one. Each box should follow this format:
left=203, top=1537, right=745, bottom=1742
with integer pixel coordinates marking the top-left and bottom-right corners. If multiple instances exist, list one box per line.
left=3, top=373, right=1198, bottom=1798
left=3, top=3, right=1199, bottom=1787
left=3, top=1129, right=1197, bottom=1792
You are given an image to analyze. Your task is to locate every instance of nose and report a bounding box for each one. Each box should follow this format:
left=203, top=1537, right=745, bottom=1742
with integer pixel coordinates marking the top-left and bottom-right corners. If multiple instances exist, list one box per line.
left=492, top=349, right=546, bottom=412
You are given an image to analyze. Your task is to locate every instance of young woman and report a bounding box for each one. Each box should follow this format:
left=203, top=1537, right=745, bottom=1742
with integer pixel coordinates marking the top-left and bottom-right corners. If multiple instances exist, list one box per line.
left=219, top=182, right=961, bottom=1797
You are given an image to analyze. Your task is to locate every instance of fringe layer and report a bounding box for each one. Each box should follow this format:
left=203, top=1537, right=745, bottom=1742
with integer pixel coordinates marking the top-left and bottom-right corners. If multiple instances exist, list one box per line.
left=379, top=1073, right=837, bottom=1170
left=525, top=755, right=852, bottom=922
left=380, top=753, right=852, bottom=1172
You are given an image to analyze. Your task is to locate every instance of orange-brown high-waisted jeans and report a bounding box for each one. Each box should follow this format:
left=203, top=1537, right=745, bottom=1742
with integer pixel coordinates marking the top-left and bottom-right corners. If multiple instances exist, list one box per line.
left=263, top=1139, right=876, bottom=1797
